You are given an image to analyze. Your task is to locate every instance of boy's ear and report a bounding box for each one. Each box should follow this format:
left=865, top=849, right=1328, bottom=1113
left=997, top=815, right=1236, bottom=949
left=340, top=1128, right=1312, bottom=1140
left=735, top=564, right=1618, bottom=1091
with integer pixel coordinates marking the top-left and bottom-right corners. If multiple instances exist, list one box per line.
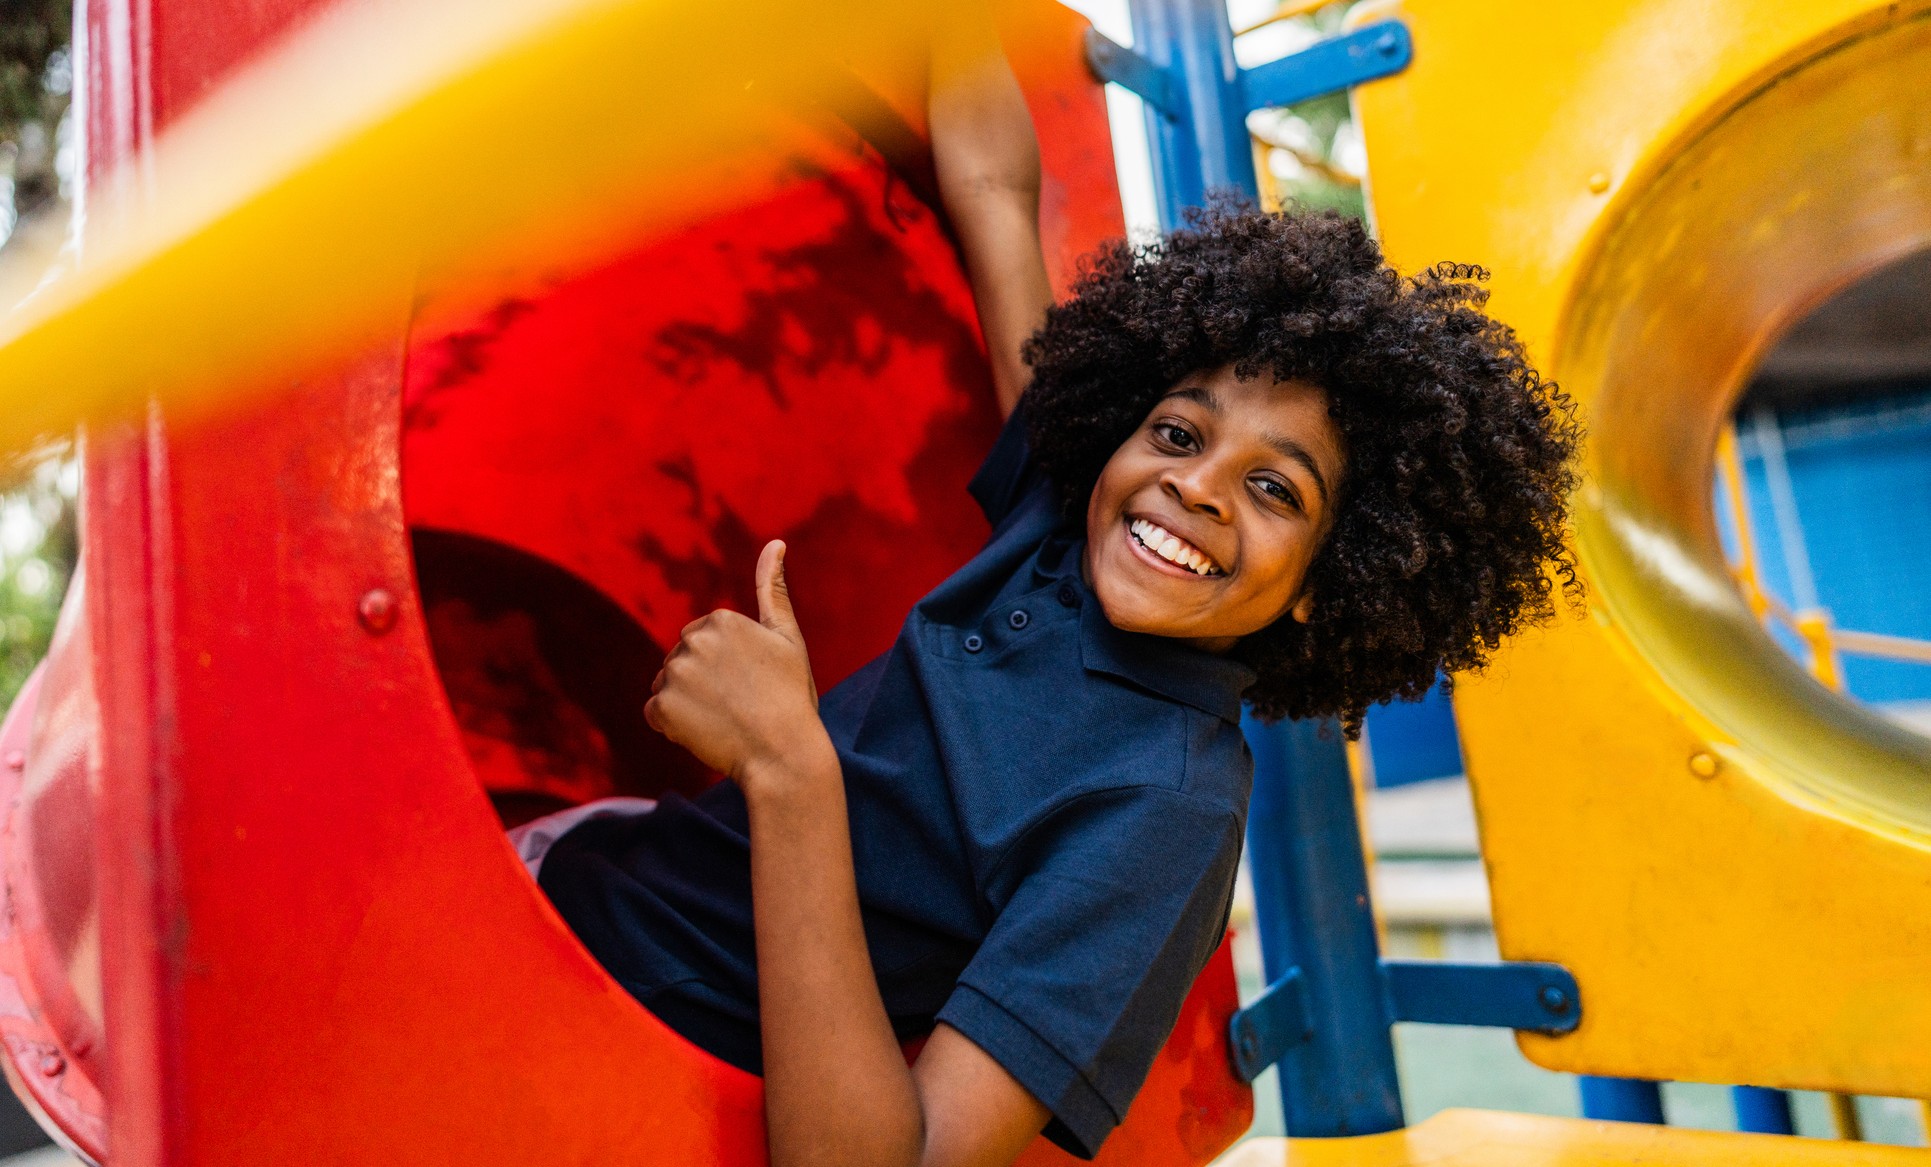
left=1291, top=591, right=1316, bottom=624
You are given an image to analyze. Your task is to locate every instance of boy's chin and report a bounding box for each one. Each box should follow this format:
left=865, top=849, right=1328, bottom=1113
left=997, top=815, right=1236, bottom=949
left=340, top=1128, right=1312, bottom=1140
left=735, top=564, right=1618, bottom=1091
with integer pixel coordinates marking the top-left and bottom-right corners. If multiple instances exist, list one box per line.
left=1092, top=586, right=1206, bottom=640
left=1091, top=580, right=1272, bottom=651
left=1090, top=584, right=1161, bottom=633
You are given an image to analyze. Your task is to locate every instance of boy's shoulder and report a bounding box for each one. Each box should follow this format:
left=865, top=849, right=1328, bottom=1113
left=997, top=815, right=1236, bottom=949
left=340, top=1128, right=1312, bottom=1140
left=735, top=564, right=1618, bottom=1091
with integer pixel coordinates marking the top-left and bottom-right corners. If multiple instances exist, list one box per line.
left=920, top=582, right=1254, bottom=889
left=966, top=403, right=1044, bottom=535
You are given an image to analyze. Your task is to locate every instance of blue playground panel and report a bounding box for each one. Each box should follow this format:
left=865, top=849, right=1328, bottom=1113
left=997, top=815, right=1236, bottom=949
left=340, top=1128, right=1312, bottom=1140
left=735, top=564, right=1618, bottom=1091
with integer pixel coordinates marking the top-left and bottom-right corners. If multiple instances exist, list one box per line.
left=1364, top=679, right=1464, bottom=788
left=1375, top=388, right=1931, bottom=793
left=1722, top=388, right=1931, bottom=706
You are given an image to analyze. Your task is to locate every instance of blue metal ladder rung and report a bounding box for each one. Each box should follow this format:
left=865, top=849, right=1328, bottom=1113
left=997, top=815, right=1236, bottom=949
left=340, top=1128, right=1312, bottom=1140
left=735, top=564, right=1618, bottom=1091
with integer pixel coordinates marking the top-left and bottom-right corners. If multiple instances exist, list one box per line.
left=1228, top=958, right=1582, bottom=1084
left=1083, top=20, right=1413, bottom=120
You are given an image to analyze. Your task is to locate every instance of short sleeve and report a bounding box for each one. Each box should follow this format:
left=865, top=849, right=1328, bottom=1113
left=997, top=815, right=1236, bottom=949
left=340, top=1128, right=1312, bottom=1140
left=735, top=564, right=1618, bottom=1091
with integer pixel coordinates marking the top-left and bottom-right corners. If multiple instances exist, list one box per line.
left=966, top=403, right=1045, bottom=530
left=935, top=788, right=1243, bottom=1159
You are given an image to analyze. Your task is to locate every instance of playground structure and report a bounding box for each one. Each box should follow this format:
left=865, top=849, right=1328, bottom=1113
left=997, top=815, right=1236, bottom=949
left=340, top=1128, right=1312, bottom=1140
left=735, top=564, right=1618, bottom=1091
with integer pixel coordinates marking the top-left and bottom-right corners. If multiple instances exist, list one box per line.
left=1258, top=0, right=1931, bottom=1155
left=0, top=0, right=1925, bottom=1164
left=1354, top=0, right=1931, bottom=1107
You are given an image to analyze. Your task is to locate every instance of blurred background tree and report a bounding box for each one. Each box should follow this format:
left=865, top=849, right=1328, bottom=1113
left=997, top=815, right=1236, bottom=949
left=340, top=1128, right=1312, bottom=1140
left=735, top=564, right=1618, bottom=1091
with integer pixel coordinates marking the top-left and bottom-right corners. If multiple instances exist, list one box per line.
left=0, top=0, right=74, bottom=710
left=0, top=446, right=75, bottom=706
left=1234, top=0, right=1369, bottom=219
left=2, top=0, right=71, bottom=243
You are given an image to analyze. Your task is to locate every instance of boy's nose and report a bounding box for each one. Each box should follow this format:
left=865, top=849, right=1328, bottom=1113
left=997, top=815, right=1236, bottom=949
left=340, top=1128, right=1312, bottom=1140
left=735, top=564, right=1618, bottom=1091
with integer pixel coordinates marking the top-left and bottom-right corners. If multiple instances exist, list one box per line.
left=1162, top=468, right=1231, bottom=521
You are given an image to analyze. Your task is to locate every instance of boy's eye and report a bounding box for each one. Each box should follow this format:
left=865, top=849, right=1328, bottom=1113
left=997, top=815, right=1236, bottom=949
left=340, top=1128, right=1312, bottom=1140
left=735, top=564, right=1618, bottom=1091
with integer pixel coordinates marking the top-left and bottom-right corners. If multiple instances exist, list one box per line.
left=1254, top=476, right=1301, bottom=511
left=1153, top=422, right=1198, bottom=450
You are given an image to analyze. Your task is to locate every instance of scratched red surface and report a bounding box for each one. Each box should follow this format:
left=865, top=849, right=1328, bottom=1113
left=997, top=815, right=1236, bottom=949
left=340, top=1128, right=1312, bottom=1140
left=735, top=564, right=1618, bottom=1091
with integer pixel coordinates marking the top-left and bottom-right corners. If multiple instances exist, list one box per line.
left=401, top=119, right=1000, bottom=808
left=0, top=1, right=1253, bottom=1163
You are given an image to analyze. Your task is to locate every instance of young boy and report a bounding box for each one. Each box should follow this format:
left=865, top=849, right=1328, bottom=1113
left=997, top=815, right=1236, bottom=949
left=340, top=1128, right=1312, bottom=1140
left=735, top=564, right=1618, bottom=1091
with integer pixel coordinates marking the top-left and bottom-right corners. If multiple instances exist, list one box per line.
left=522, top=11, right=1580, bottom=1167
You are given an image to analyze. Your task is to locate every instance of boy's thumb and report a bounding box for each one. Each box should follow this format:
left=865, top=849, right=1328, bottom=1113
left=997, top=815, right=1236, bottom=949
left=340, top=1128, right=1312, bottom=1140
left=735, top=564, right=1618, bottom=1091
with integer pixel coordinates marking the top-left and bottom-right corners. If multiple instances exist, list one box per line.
left=756, top=540, right=800, bottom=640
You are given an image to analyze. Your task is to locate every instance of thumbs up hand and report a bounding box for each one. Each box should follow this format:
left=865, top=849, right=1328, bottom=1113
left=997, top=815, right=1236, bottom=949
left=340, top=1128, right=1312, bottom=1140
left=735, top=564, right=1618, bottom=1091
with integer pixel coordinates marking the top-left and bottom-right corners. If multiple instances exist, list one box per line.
left=753, top=539, right=811, bottom=678
left=645, top=540, right=833, bottom=795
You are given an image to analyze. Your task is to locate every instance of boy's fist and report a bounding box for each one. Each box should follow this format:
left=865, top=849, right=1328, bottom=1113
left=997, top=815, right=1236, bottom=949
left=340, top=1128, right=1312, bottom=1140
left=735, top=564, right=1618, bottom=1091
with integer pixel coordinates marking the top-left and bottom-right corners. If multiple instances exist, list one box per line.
left=645, top=541, right=828, bottom=789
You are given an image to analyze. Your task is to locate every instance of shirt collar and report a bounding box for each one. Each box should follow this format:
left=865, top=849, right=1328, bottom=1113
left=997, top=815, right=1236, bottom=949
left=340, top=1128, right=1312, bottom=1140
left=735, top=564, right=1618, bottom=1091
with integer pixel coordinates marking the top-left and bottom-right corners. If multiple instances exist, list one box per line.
left=1037, top=537, right=1257, bottom=724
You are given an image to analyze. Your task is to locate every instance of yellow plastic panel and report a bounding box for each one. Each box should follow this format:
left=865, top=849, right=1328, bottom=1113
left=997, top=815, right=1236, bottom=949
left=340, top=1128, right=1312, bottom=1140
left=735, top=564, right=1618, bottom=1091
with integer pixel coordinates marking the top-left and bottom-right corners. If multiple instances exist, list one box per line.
left=1222, top=1110, right=1931, bottom=1166
left=0, top=0, right=939, bottom=453
left=1353, top=0, right=1931, bottom=1093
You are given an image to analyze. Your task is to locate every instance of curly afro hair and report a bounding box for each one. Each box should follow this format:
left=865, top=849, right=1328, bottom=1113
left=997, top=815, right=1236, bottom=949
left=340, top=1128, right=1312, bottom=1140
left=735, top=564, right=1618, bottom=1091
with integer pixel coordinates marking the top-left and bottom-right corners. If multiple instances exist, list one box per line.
left=1021, top=204, right=1582, bottom=733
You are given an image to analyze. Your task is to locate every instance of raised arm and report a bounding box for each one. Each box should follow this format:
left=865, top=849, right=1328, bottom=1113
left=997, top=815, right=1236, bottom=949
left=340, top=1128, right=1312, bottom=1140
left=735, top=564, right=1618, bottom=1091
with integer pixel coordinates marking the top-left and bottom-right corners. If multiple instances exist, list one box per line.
left=645, top=543, right=1050, bottom=1167
left=929, top=3, right=1053, bottom=419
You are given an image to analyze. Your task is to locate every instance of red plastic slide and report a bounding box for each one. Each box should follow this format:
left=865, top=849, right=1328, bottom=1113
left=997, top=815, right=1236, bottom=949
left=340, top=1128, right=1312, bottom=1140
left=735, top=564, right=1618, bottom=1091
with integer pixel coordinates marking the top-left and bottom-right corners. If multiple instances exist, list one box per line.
left=0, top=1, right=1251, bottom=1161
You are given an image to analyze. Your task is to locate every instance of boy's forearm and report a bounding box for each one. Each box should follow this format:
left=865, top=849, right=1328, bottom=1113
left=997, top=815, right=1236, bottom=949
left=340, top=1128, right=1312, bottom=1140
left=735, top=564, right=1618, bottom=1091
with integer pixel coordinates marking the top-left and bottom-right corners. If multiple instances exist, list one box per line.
left=945, top=186, right=1051, bottom=419
left=747, top=738, right=924, bottom=1167
left=930, top=9, right=1053, bottom=418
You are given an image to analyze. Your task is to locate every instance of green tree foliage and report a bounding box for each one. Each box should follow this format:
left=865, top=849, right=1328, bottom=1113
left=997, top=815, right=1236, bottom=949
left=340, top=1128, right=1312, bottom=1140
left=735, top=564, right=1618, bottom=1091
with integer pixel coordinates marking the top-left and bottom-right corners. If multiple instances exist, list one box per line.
left=0, top=446, right=75, bottom=708
left=1275, top=89, right=1363, bottom=217
left=1242, top=1, right=1370, bottom=220
left=0, top=0, right=72, bottom=709
left=1, top=0, right=70, bottom=217
left=0, top=0, right=67, bottom=122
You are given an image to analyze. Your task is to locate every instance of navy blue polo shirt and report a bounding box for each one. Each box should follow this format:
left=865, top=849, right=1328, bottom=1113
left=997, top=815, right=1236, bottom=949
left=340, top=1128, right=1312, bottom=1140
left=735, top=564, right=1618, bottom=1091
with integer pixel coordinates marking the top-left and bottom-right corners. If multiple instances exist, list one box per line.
left=538, top=408, right=1255, bottom=1157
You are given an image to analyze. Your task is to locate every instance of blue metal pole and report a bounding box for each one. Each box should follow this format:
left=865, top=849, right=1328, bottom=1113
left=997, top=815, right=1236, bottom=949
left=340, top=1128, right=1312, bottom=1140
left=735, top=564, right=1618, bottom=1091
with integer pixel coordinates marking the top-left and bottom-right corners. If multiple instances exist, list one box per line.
left=1243, top=714, right=1404, bottom=1136
left=1579, top=1076, right=1665, bottom=1124
left=1109, top=0, right=1424, bottom=1136
left=1733, top=1086, right=1797, bottom=1135
left=1126, top=0, right=1258, bottom=227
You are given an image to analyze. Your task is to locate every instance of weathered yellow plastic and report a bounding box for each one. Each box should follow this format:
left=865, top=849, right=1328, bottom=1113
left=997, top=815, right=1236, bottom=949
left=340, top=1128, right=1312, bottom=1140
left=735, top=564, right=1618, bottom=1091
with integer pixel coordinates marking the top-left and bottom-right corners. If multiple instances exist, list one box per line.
left=1351, top=0, right=1931, bottom=1094
left=0, top=0, right=935, bottom=452
left=1226, top=1110, right=1931, bottom=1166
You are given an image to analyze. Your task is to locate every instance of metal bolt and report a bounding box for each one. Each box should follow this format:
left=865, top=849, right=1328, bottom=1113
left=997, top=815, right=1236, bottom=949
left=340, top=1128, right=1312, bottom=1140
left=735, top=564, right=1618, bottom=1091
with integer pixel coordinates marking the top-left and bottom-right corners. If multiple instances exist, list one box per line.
left=1688, top=751, right=1719, bottom=779
left=1588, top=172, right=1611, bottom=194
left=1539, top=985, right=1571, bottom=1015
left=3, top=750, right=23, bottom=772
left=1237, top=1028, right=1257, bottom=1058
left=1375, top=29, right=1400, bottom=55
left=37, top=1050, right=63, bottom=1077
left=357, top=588, right=398, bottom=635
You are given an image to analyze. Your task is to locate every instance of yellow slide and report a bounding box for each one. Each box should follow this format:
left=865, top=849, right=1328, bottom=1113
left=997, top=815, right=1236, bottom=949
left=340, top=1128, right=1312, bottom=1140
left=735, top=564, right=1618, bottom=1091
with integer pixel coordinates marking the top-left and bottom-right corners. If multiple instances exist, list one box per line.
left=1360, top=0, right=1931, bottom=1093
left=1239, top=0, right=1931, bottom=1159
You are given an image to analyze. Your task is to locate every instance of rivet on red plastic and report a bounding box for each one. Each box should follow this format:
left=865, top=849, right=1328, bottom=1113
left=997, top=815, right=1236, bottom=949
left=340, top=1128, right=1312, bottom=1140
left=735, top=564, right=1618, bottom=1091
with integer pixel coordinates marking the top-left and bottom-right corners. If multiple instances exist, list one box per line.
left=357, top=588, right=398, bottom=635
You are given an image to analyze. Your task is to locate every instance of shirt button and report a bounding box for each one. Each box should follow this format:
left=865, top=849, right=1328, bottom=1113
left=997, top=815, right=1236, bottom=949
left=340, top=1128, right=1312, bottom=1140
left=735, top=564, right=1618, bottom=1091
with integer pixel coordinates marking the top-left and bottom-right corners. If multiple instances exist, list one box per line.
left=1057, top=583, right=1079, bottom=608
left=1008, top=609, right=1030, bottom=630
left=964, top=634, right=984, bottom=653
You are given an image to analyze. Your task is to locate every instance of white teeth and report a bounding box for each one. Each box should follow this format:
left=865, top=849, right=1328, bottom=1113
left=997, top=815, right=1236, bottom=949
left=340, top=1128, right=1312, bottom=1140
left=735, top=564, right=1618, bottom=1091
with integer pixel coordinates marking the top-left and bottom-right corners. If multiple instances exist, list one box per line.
left=1129, top=519, right=1220, bottom=576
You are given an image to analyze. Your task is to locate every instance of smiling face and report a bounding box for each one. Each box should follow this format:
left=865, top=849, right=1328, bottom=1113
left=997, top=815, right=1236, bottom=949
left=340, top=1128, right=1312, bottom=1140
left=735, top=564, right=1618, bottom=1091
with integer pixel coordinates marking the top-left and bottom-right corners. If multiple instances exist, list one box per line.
left=1083, top=365, right=1346, bottom=653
